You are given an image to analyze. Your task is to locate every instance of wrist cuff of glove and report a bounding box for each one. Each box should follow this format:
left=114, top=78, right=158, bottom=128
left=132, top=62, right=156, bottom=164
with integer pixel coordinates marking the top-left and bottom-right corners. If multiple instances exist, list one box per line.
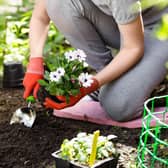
left=81, top=77, right=99, bottom=96
left=27, top=57, right=44, bottom=74
left=92, top=77, right=99, bottom=90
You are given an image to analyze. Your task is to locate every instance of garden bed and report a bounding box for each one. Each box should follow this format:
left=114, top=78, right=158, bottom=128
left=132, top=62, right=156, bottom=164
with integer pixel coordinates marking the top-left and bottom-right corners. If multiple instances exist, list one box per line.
left=0, top=81, right=167, bottom=168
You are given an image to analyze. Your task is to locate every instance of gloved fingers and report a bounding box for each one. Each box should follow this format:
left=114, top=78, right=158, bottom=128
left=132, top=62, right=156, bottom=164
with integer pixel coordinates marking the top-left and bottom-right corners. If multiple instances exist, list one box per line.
left=56, top=95, right=81, bottom=106
left=57, top=94, right=81, bottom=102
left=44, top=98, right=67, bottom=109
left=23, top=73, right=43, bottom=99
left=44, top=97, right=67, bottom=110
left=33, top=83, right=40, bottom=99
left=56, top=95, right=66, bottom=101
left=23, top=86, right=33, bottom=99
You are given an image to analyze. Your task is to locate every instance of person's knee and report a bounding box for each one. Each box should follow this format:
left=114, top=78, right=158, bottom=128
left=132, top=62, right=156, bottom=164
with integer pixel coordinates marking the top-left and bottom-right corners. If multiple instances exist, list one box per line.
left=99, top=88, right=143, bottom=122
left=100, top=96, right=130, bottom=122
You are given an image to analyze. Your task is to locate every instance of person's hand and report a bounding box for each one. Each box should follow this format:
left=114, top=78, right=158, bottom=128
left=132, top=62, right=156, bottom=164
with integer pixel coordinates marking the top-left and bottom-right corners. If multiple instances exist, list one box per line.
left=44, top=78, right=99, bottom=109
left=23, top=57, right=44, bottom=99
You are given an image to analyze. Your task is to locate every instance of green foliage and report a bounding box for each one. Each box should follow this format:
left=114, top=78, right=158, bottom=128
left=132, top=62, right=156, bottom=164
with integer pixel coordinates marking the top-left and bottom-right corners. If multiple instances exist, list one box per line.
left=141, top=0, right=168, bottom=41
left=0, top=9, right=32, bottom=75
left=59, top=132, right=118, bottom=166
left=38, top=50, right=88, bottom=102
left=141, top=0, right=168, bottom=10
left=0, top=2, right=72, bottom=77
left=155, top=14, right=168, bottom=40
left=0, top=0, right=5, bottom=4
left=44, top=22, right=73, bottom=58
left=22, top=0, right=34, bottom=9
left=0, top=15, right=6, bottom=75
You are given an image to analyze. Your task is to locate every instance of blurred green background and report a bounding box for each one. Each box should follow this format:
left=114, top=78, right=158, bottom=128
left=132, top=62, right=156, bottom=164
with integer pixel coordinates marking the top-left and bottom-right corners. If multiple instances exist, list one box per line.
left=0, top=0, right=168, bottom=77
left=0, top=0, right=72, bottom=77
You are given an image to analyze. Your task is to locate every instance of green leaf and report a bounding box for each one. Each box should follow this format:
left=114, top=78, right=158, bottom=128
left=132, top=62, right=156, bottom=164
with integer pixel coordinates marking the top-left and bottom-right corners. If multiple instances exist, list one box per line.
left=70, top=89, right=80, bottom=96
left=64, top=74, right=70, bottom=81
left=56, top=88, right=65, bottom=95
left=44, top=71, right=50, bottom=81
left=38, top=79, right=49, bottom=87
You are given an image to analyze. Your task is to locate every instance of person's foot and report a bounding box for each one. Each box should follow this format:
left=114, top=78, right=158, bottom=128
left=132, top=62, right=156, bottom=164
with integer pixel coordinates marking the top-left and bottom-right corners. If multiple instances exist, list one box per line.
left=80, top=90, right=99, bottom=102
left=88, top=90, right=99, bottom=101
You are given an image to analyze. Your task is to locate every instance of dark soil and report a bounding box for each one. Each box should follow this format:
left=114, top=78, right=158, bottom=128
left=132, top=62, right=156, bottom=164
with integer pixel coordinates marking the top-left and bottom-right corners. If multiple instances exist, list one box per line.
left=0, top=80, right=167, bottom=168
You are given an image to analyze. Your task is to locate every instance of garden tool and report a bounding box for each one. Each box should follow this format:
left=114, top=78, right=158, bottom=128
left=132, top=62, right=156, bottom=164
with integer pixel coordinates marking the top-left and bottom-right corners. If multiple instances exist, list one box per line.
left=10, top=96, right=36, bottom=128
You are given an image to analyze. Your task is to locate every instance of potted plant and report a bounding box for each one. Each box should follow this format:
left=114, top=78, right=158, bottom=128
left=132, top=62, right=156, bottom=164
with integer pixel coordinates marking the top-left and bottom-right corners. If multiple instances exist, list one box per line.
left=38, top=49, right=94, bottom=103
left=2, top=52, right=26, bottom=88
left=52, top=131, right=119, bottom=168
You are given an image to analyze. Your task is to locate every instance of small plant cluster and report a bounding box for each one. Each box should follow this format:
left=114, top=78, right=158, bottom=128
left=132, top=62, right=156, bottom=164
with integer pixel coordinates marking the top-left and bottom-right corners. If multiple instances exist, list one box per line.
left=0, top=3, right=71, bottom=76
left=59, top=132, right=118, bottom=166
left=39, top=49, right=93, bottom=102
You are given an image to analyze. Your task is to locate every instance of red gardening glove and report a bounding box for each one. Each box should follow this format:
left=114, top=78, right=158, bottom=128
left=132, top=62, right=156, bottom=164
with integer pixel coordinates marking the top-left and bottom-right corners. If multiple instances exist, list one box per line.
left=23, top=57, right=44, bottom=99
left=44, top=78, right=99, bottom=109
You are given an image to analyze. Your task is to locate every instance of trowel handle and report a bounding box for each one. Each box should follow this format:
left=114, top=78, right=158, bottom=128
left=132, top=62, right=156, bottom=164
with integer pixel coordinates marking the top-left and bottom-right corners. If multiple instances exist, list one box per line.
left=28, top=102, right=31, bottom=108
left=26, top=96, right=35, bottom=108
left=26, top=96, right=35, bottom=103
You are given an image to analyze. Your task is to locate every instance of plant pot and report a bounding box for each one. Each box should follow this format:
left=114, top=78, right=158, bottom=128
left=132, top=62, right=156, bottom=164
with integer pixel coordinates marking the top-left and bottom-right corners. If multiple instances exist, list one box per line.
left=52, top=150, right=119, bottom=168
left=2, top=62, right=25, bottom=88
left=37, top=87, right=62, bottom=105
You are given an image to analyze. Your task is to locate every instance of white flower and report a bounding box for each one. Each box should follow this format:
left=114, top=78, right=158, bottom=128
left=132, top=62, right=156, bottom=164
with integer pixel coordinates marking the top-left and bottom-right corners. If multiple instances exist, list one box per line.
left=6, top=28, right=16, bottom=44
left=65, top=50, right=76, bottom=61
left=77, top=132, right=87, bottom=138
left=4, top=54, right=13, bottom=63
left=86, top=148, right=91, bottom=154
left=83, top=62, right=88, bottom=67
left=78, top=73, right=93, bottom=88
left=49, top=68, right=65, bottom=82
left=56, top=67, right=65, bottom=77
left=107, top=134, right=117, bottom=140
left=17, top=55, right=25, bottom=62
left=78, top=153, right=87, bottom=162
left=49, top=71, right=61, bottom=82
left=74, top=49, right=87, bottom=62
left=98, top=136, right=107, bottom=142
left=65, top=49, right=87, bottom=63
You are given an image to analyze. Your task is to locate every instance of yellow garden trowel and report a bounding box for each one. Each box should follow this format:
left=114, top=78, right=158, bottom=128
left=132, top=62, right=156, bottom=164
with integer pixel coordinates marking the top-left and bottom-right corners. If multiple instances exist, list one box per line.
left=10, top=96, right=36, bottom=128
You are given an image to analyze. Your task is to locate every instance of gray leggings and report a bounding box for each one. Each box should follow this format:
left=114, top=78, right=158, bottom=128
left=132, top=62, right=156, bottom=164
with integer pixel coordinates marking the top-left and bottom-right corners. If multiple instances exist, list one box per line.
left=46, top=0, right=168, bottom=121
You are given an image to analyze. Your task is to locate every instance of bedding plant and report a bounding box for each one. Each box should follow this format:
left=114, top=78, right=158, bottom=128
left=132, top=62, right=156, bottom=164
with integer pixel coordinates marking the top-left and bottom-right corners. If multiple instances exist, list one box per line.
left=53, top=131, right=119, bottom=167
left=38, top=49, right=94, bottom=103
